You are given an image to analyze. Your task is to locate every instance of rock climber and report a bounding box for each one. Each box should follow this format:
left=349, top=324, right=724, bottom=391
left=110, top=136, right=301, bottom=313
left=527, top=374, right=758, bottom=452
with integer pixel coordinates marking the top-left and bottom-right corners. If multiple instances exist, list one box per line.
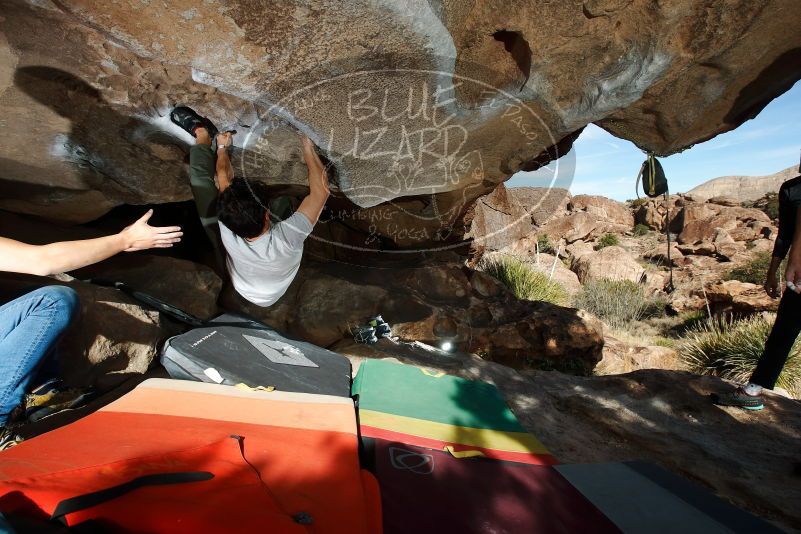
left=170, top=106, right=329, bottom=308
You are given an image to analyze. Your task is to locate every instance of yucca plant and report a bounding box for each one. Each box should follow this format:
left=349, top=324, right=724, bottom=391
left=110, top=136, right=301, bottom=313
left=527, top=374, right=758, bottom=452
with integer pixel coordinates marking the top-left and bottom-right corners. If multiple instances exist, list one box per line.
left=480, top=255, right=569, bottom=305
left=679, top=314, right=801, bottom=397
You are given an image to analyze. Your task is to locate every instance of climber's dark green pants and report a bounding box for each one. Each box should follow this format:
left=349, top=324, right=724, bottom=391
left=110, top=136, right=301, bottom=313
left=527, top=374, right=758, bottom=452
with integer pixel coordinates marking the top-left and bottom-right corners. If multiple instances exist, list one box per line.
left=188, top=144, right=225, bottom=271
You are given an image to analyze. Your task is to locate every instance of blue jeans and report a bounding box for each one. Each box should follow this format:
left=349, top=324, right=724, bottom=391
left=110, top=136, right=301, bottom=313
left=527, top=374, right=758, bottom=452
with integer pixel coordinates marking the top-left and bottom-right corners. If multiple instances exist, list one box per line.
left=0, top=286, right=79, bottom=425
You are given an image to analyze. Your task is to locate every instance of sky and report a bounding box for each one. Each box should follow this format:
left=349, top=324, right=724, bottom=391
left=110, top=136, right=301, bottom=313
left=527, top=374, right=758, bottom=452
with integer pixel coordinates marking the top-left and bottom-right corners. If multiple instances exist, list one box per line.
left=507, top=81, right=800, bottom=201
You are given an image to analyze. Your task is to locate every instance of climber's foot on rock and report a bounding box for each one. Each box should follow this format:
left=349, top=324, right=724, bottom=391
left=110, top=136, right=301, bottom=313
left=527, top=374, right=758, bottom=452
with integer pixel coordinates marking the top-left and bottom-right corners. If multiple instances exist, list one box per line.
left=170, top=106, right=218, bottom=140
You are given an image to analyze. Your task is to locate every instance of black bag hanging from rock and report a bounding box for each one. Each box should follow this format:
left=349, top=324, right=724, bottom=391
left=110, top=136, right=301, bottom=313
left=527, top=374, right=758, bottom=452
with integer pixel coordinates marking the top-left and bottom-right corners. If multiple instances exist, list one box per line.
left=636, top=153, right=668, bottom=198
left=161, top=313, right=353, bottom=398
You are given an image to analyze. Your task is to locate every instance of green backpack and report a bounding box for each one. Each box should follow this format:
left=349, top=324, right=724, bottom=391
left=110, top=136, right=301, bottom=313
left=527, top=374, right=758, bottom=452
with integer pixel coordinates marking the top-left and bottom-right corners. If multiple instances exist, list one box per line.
left=636, top=153, right=668, bottom=198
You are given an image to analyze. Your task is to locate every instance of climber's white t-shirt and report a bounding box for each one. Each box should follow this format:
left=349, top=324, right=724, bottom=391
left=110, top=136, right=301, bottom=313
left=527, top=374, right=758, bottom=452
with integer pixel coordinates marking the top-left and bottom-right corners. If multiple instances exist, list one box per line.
left=219, top=211, right=313, bottom=307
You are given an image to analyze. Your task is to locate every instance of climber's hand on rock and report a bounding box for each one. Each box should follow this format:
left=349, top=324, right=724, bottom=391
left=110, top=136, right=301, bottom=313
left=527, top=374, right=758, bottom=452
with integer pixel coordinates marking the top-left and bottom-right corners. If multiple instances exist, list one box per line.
left=216, top=131, right=233, bottom=150
left=300, top=134, right=315, bottom=151
left=121, top=209, right=183, bottom=252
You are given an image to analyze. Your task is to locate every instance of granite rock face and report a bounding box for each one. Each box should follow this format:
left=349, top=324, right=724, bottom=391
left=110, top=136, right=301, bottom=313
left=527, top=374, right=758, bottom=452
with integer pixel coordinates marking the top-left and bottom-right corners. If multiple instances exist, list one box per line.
left=0, top=0, right=799, bottom=254
left=219, top=260, right=605, bottom=374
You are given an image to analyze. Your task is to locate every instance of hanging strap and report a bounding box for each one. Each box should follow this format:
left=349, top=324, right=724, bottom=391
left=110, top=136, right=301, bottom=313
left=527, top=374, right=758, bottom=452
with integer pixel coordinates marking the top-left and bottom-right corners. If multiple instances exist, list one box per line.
left=634, top=160, right=645, bottom=199
left=51, top=472, right=214, bottom=524
left=663, top=190, right=675, bottom=293
left=87, top=279, right=206, bottom=328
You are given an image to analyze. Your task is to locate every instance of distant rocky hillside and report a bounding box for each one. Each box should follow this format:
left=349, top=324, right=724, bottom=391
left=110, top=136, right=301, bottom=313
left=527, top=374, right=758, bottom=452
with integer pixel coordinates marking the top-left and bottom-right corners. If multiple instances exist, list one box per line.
left=687, top=165, right=799, bottom=202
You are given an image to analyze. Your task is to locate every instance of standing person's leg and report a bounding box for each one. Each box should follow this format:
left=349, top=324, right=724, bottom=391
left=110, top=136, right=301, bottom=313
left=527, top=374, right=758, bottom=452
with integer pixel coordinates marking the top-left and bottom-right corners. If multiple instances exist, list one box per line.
left=0, top=286, right=79, bottom=426
left=750, top=289, right=801, bottom=389
left=189, top=127, right=225, bottom=271
left=713, top=289, right=801, bottom=409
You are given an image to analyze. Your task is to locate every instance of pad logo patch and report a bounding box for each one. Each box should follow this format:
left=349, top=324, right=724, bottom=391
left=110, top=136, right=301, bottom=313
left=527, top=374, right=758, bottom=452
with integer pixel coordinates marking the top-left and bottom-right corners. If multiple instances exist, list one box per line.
left=242, top=335, right=319, bottom=368
left=389, top=447, right=434, bottom=475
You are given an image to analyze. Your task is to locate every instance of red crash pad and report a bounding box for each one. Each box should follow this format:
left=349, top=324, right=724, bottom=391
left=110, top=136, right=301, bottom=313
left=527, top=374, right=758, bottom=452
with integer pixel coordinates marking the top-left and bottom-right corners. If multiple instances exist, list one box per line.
left=0, top=379, right=381, bottom=534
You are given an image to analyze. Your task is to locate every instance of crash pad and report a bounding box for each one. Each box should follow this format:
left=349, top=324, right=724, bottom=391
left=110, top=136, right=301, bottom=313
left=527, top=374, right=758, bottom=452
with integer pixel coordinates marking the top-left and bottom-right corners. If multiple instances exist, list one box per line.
left=555, top=462, right=784, bottom=534
left=0, top=379, right=381, bottom=534
left=161, top=313, right=352, bottom=397
left=364, top=437, right=619, bottom=534
left=352, top=360, right=554, bottom=464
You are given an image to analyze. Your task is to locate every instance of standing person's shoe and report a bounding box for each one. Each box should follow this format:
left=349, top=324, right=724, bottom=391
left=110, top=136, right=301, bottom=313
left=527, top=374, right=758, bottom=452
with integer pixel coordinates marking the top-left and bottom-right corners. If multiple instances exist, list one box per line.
left=711, top=387, right=764, bottom=410
left=0, top=427, right=23, bottom=451
left=170, top=106, right=219, bottom=139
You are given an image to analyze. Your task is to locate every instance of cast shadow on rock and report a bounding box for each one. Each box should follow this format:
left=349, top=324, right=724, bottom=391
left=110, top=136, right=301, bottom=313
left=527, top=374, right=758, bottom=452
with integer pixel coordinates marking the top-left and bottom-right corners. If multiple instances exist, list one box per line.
left=13, top=66, right=188, bottom=205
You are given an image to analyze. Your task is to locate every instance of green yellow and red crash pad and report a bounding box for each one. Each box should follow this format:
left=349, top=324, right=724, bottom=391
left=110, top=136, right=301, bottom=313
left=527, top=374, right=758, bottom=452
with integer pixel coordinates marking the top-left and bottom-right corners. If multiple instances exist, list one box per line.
left=352, top=359, right=555, bottom=465
left=0, top=379, right=381, bottom=534
left=364, top=437, right=620, bottom=534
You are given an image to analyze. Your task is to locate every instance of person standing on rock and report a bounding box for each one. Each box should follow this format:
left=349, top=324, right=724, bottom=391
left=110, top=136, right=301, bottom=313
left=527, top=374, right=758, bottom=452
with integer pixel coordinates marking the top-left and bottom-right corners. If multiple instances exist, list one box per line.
left=0, top=211, right=183, bottom=448
left=714, top=174, right=801, bottom=410
left=171, top=106, right=329, bottom=308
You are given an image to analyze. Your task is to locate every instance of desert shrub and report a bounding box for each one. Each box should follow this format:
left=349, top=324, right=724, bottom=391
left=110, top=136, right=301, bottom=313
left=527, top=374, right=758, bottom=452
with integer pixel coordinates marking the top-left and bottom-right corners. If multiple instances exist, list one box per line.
left=536, top=234, right=555, bottom=254
left=628, top=198, right=648, bottom=209
left=679, top=314, right=801, bottom=396
left=573, top=279, right=665, bottom=329
left=480, top=255, right=568, bottom=305
left=633, top=223, right=650, bottom=237
left=746, top=192, right=780, bottom=220
left=724, top=251, right=774, bottom=285
left=595, top=233, right=620, bottom=250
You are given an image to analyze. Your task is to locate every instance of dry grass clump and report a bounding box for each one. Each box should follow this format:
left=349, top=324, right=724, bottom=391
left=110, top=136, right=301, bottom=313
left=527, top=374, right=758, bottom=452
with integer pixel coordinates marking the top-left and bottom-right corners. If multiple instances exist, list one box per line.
left=573, top=279, right=665, bottom=330
left=480, top=255, right=569, bottom=306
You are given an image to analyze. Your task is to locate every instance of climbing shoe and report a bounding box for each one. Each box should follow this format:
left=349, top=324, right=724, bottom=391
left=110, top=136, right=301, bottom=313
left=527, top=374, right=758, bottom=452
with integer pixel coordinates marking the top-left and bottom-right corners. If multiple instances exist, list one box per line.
left=353, top=325, right=378, bottom=345
left=368, top=315, right=392, bottom=338
left=0, top=427, right=23, bottom=451
left=170, top=106, right=218, bottom=139
left=711, top=388, right=764, bottom=411
left=27, top=389, right=95, bottom=423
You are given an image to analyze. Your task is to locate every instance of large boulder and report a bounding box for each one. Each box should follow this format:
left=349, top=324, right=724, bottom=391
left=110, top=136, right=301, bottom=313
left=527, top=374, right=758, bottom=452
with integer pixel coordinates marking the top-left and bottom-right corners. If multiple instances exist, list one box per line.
left=642, top=242, right=683, bottom=267
left=597, top=335, right=680, bottom=375
left=677, top=204, right=772, bottom=245
left=540, top=212, right=630, bottom=244
left=220, top=260, right=604, bottom=374
left=0, top=0, right=799, bottom=254
left=467, top=183, right=535, bottom=252
left=633, top=195, right=681, bottom=231
left=509, top=187, right=571, bottom=227
left=569, top=195, right=634, bottom=227
left=572, top=245, right=645, bottom=284
left=701, top=280, right=779, bottom=314
left=0, top=273, right=176, bottom=391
